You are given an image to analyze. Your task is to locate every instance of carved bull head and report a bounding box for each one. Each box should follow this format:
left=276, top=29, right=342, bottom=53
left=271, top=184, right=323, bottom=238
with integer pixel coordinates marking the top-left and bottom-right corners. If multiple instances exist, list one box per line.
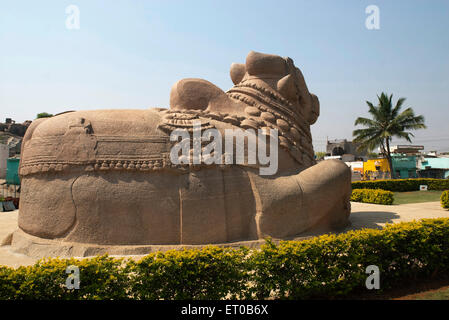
left=230, top=51, right=320, bottom=125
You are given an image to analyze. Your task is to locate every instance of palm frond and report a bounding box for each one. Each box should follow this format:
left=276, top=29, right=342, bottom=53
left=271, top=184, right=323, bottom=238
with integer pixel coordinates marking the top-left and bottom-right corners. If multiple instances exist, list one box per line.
left=353, top=92, right=426, bottom=155
left=354, top=117, right=378, bottom=127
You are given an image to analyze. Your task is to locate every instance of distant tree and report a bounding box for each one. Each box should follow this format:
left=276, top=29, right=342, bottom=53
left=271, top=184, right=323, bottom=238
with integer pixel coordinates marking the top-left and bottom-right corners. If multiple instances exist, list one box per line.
left=36, top=112, right=53, bottom=119
left=353, top=93, right=426, bottom=178
left=367, top=152, right=379, bottom=159
left=315, top=151, right=327, bottom=160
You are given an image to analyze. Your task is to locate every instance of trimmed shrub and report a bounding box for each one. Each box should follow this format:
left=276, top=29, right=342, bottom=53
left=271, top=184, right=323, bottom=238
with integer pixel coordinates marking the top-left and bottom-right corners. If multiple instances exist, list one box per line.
left=351, top=188, right=394, bottom=205
left=441, top=191, right=449, bottom=209
left=250, top=219, right=449, bottom=299
left=0, top=255, right=131, bottom=300
left=352, top=178, right=449, bottom=192
left=2, top=219, right=449, bottom=300
left=130, top=246, right=251, bottom=300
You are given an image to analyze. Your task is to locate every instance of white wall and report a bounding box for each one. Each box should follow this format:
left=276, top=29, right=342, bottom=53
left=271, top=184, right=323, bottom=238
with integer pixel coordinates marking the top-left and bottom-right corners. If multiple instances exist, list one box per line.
left=0, top=144, right=8, bottom=178
left=345, top=161, right=364, bottom=171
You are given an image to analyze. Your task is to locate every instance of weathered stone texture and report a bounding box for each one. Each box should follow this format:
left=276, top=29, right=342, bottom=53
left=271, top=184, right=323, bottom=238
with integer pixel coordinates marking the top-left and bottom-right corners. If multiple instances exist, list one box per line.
left=15, top=51, right=351, bottom=253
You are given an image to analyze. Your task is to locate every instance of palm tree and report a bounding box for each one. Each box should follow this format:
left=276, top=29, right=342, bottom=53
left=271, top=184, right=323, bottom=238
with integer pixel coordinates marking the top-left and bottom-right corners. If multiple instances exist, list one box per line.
left=353, top=92, right=426, bottom=178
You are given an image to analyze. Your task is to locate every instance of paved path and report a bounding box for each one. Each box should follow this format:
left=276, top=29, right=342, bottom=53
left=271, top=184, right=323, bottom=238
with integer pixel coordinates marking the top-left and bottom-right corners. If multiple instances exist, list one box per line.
left=0, top=210, right=35, bottom=268
left=0, top=202, right=448, bottom=267
left=347, top=201, right=448, bottom=230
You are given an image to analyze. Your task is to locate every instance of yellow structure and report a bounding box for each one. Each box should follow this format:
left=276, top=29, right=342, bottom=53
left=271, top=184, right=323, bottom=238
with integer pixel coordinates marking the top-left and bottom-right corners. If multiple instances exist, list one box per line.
left=363, top=158, right=391, bottom=180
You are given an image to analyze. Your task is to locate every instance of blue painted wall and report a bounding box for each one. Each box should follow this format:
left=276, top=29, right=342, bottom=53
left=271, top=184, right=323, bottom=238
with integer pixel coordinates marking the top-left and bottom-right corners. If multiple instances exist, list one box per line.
left=391, top=154, right=417, bottom=179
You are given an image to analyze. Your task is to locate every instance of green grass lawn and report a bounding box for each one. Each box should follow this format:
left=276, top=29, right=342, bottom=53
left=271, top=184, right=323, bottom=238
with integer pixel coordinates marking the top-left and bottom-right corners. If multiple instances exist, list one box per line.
left=411, top=287, right=449, bottom=300
left=393, top=190, right=443, bottom=205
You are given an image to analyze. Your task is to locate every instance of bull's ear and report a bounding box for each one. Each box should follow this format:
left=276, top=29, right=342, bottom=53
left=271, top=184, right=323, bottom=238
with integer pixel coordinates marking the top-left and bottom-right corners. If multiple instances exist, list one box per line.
left=230, top=63, right=246, bottom=85
left=277, top=74, right=297, bottom=102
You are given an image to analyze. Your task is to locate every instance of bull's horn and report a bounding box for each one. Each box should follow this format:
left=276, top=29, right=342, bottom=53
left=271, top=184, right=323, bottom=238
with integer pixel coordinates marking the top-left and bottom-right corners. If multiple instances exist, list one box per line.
left=277, top=74, right=297, bottom=102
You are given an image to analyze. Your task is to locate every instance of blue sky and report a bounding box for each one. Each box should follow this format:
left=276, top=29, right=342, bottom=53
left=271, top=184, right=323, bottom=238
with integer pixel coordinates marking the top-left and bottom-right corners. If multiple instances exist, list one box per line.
left=1, top=0, right=448, bottom=151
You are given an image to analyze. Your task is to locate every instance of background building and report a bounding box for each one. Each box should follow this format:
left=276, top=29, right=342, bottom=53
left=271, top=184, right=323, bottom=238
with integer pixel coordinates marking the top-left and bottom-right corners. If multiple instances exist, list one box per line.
left=363, top=158, right=391, bottom=180
left=326, top=139, right=367, bottom=160
left=1, top=118, right=30, bottom=181
left=418, top=157, right=449, bottom=179
left=391, top=155, right=418, bottom=179
left=389, top=145, right=424, bottom=155
left=0, top=144, right=8, bottom=179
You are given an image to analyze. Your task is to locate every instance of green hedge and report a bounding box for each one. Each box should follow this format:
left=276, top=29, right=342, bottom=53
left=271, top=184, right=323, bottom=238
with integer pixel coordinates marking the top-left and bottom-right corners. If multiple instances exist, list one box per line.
left=130, top=246, right=251, bottom=299
left=441, top=191, right=449, bottom=209
left=352, top=178, right=449, bottom=192
left=351, top=189, right=394, bottom=205
left=251, top=219, right=449, bottom=299
left=0, top=255, right=131, bottom=300
left=2, top=219, right=449, bottom=300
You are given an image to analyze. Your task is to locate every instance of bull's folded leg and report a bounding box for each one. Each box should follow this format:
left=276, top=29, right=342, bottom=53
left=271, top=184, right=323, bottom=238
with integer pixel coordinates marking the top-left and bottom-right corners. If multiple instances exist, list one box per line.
left=248, top=159, right=351, bottom=239
left=296, top=159, right=351, bottom=232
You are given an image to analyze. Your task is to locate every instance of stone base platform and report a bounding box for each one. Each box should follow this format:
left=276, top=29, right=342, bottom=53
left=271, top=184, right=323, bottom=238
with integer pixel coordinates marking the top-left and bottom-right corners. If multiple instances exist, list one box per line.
left=8, top=228, right=319, bottom=260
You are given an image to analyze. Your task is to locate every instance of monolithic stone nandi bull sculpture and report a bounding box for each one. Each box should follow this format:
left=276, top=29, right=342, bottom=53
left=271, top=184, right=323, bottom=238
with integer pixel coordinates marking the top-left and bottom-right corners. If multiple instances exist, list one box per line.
left=13, top=51, right=351, bottom=256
